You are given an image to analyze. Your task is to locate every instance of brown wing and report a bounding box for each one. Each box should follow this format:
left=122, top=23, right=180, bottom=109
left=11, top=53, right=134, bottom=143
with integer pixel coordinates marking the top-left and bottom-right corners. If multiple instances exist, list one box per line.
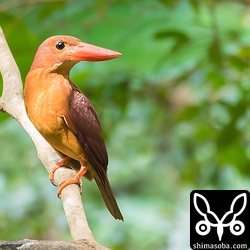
left=64, top=83, right=123, bottom=220
left=65, top=85, right=108, bottom=170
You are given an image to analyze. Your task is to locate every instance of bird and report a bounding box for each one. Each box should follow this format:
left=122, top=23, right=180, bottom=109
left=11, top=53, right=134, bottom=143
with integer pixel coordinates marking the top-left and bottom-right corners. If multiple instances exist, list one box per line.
left=24, top=35, right=123, bottom=221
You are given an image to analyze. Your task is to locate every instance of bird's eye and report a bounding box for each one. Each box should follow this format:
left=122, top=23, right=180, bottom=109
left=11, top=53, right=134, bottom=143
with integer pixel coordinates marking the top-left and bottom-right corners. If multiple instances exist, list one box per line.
left=55, top=42, right=65, bottom=50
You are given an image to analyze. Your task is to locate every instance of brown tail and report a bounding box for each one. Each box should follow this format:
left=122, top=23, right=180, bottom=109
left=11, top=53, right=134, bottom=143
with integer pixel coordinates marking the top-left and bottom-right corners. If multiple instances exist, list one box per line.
left=59, top=153, right=123, bottom=220
left=94, top=174, right=123, bottom=221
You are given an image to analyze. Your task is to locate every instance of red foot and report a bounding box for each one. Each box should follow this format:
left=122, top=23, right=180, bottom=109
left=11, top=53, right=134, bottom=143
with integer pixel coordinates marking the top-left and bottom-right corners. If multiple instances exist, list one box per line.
left=57, top=165, right=88, bottom=198
left=49, top=156, right=71, bottom=186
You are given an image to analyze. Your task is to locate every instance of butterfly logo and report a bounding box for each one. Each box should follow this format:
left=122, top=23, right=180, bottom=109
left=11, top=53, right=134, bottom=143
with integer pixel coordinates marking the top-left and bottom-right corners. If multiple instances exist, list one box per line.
left=193, top=193, right=247, bottom=241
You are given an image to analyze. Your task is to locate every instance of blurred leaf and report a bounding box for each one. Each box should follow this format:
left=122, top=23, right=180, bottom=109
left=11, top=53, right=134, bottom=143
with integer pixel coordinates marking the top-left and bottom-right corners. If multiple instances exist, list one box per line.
left=154, top=30, right=190, bottom=53
left=208, top=37, right=222, bottom=67
left=38, top=2, right=66, bottom=20
left=194, top=123, right=215, bottom=141
left=239, top=45, right=250, bottom=61
left=228, top=55, right=249, bottom=72
left=207, top=71, right=226, bottom=88
left=190, top=0, right=200, bottom=13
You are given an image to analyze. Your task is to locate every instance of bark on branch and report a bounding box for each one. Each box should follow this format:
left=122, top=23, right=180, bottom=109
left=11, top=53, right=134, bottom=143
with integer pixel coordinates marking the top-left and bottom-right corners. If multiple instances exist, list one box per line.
left=0, top=27, right=107, bottom=249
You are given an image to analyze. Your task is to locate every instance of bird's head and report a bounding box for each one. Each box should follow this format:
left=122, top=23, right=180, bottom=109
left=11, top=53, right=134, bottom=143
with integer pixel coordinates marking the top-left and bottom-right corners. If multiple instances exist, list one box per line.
left=30, top=35, right=122, bottom=74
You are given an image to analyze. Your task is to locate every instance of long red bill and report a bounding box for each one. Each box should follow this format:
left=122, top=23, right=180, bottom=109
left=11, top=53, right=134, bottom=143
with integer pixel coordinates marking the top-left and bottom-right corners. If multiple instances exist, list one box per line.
left=71, top=42, right=122, bottom=62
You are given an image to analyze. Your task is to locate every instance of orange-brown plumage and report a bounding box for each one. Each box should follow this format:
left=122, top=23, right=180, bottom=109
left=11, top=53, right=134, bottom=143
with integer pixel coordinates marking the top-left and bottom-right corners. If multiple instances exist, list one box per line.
left=24, top=35, right=123, bottom=220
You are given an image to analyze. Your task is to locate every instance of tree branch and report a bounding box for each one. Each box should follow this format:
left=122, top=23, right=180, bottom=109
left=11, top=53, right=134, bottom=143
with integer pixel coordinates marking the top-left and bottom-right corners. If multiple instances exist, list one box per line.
left=0, top=27, right=107, bottom=249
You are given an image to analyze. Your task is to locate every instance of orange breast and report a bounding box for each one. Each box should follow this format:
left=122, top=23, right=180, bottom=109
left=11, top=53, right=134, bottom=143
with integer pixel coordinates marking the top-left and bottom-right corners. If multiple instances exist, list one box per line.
left=24, top=69, right=84, bottom=161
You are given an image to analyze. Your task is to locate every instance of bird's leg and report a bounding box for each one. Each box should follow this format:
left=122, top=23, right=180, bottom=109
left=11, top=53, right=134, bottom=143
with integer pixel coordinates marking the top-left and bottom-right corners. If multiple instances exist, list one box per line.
left=49, top=156, right=71, bottom=186
left=57, top=161, right=88, bottom=198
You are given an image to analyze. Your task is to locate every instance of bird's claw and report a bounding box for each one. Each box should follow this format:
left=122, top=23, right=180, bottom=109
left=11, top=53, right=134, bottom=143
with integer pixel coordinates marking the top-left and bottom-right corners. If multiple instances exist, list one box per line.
left=49, top=156, right=71, bottom=186
left=57, top=165, right=87, bottom=199
left=57, top=178, right=83, bottom=199
left=50, top=179, right=57, bottom=186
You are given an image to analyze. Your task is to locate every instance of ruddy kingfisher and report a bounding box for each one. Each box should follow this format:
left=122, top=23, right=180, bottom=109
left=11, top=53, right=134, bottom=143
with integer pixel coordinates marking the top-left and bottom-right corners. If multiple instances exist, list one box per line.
left=24, top=35, right=123, bottom=220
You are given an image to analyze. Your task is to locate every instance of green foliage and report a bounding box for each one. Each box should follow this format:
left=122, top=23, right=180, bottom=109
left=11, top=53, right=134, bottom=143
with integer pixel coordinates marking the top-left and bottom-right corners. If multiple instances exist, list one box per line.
left=1, top=0, right=250, bottom=249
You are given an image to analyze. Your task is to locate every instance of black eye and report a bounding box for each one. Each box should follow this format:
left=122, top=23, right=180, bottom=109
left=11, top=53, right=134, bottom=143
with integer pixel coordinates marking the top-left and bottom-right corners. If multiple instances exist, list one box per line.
left=55, top=41, right=65, bottom=50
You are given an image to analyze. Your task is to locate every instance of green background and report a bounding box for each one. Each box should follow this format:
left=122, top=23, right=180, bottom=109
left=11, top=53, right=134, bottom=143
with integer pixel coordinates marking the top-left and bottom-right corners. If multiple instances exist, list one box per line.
left=0, top=0, right=250, bottom=249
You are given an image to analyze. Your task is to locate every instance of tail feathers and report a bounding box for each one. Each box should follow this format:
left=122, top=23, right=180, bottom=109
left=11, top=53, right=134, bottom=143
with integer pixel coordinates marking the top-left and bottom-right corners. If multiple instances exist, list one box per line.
left=55, top=150, right=123, bottom=220
left=94, top=175, right=123, bottom=221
